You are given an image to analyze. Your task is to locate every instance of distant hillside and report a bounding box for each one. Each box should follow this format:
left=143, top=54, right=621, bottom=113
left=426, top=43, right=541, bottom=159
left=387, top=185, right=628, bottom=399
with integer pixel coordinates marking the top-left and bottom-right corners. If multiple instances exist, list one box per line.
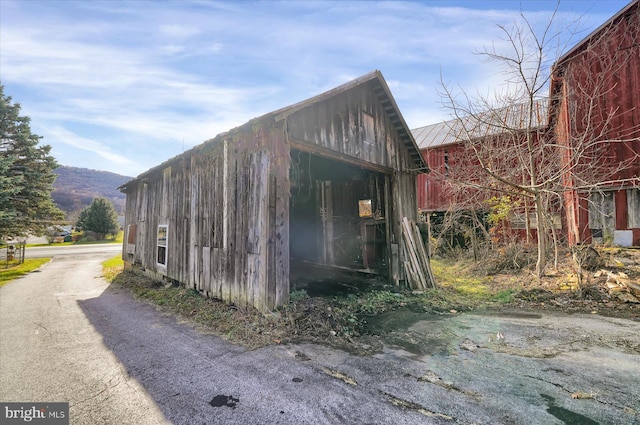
left=52, top=166, right=133, bottom=219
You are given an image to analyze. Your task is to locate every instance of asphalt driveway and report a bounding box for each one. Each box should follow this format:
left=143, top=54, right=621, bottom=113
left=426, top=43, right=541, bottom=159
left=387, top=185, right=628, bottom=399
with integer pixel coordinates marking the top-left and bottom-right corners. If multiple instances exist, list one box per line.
left=1, top=248, right=639, bottom=424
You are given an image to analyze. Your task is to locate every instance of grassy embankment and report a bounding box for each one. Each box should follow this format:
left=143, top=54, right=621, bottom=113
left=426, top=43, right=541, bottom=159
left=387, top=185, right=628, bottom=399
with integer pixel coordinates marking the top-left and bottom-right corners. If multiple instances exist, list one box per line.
left=0, top=258, right=51, bottom=287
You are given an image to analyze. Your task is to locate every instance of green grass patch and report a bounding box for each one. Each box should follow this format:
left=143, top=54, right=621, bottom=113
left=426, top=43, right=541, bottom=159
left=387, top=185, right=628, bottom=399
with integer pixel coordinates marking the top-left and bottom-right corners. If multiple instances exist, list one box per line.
left=73, top=237, right=121, bottom=245
left=431, top=258, right=491, bottom=300
left=27, top=242, right=73, bottom=247
left=102, top=255, right=124, bottom=282
left=27, top=232, right=123, bottom=248
left=0, top=258, right=51, bottom=287
left=491, top=289, right=516, bottom=304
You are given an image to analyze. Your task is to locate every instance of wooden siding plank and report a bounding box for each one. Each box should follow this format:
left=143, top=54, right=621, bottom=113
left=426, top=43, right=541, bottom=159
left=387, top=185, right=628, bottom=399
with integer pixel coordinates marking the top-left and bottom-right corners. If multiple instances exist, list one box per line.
left=274, top=133, right=290, bottom=306
left=202, top=246, right=211, bottom=293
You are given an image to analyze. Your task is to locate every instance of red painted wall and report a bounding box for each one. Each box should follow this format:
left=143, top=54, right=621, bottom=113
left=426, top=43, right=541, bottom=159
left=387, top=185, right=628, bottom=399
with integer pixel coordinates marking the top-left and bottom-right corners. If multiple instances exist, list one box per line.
left=552, top=3, right=640, bottom=245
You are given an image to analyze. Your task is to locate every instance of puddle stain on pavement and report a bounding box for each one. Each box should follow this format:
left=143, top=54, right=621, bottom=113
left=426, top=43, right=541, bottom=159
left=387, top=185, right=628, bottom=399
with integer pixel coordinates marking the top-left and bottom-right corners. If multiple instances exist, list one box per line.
left=365, top=309, right=459, bottom=356
left=209, top=395, right=239, bottom=409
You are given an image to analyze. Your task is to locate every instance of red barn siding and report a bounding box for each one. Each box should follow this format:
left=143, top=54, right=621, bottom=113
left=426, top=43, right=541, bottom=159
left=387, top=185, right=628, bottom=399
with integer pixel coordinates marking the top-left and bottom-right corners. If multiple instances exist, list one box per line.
left=552, top=2, right=640, bottom=245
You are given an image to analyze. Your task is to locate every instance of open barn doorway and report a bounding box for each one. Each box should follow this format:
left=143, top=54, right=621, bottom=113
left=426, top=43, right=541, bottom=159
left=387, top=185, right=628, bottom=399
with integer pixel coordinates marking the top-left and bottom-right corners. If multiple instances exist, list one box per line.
left=289, top=149, right=390, bottom=293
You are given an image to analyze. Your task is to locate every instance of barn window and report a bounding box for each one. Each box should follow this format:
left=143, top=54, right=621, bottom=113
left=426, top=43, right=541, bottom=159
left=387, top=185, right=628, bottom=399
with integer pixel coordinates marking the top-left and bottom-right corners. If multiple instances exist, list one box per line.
left=511, top=212, right=561, bottom=229
left=444, top=150, right=449, bottom=176
left=127, top=224, right=137, bottom=244
left=589, top=191, right=615, bottom=240
left=157, top=225, right=168, bottom=266
left=126, top=223, right=136, bottom=255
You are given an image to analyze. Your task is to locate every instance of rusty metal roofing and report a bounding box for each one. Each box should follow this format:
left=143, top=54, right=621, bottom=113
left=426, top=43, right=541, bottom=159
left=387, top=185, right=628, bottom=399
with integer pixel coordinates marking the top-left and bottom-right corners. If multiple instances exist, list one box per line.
left=412, top=98, right=549, bottom=150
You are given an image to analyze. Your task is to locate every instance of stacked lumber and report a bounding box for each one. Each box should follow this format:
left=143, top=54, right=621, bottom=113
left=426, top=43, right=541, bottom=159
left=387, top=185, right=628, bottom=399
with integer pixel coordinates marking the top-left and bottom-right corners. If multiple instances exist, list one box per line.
left=401, top=217, right=436, bottom=290
left=594, top=269, right=640, bottom=303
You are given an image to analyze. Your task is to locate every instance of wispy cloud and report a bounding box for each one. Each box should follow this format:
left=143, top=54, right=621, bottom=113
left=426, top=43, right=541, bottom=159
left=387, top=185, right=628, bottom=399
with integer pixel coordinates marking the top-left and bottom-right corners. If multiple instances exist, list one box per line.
left=0, top=0, right=628, bottom=176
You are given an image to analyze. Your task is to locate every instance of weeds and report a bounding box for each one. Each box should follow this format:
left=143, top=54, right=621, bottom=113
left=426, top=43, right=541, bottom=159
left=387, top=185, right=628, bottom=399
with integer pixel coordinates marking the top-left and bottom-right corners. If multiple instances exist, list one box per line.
left=101, top=255, right=124, bottom=282
left=110, top=270, right=286, bottom=348
left=481, top=243, right=537, bottom=274
left=492, top=289, right=516, bottom=303
left=101, top=249, right=638, bottom=354
left=289, top=289, right=309, bottom=303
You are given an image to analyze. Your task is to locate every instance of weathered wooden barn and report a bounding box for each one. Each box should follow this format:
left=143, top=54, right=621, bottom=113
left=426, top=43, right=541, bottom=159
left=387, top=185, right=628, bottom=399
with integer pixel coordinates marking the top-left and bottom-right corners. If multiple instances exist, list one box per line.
left=119, top=71, right=427, bottom=312
left=550, top=0, right=640, bottom=247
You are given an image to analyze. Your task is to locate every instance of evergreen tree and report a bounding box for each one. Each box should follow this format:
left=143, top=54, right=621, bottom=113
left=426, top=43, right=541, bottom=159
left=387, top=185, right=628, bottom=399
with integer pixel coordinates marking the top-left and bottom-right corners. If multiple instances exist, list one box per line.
left=76, top=197, right=119, bottom=240
left=0, top=154, right=20, bottom=232
left=0, top=86, right=64, bottom=239
left=75, top=208, right=88, bottom=231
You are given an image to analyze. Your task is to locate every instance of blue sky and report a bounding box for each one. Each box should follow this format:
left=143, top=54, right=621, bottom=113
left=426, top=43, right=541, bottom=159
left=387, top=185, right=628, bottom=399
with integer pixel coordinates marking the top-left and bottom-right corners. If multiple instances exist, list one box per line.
left=0, top=0, right=631, bottom=177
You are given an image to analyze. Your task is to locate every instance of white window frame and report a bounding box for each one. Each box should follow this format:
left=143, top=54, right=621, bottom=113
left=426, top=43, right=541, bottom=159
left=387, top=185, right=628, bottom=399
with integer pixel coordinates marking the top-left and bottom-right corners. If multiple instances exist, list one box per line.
left=511, top=212, right=562, bottom=230
left=157, top=224, right=168, bottom=267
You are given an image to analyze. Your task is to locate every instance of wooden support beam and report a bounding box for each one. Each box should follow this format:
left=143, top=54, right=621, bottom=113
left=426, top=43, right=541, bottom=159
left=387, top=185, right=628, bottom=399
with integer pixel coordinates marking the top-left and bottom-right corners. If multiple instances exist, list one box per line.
left=287, top=138, right=394, bottom=174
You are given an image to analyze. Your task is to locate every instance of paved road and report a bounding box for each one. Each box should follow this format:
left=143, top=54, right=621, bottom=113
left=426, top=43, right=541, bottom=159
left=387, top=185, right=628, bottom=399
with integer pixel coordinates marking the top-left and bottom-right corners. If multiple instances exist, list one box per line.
left=2, top=247, right=639, bottom=424
left=0, top=246, right=166, bottom=424
left=25, top=243, right=122, bottom=259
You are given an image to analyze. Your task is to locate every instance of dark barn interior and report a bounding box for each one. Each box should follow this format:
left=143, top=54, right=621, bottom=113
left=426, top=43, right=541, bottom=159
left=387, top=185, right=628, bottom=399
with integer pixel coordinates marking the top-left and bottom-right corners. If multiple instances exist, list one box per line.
left=289, top=149, right=389, bottom=288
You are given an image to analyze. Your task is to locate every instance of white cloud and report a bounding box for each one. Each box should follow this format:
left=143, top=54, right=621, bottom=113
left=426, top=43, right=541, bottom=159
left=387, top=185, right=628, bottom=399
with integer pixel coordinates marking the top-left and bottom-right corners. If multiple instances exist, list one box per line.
left=159, top=24, right=201, bottom=38
left=45, top=126, right=137, bottom=167
left=0, top=0, right=629, bottom=176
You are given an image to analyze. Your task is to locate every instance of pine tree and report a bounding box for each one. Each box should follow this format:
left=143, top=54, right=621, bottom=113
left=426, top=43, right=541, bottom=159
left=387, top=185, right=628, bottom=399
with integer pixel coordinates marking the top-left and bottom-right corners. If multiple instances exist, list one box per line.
left=76, top=197, right=119, bottom=240
left=0, top=86, right=64, bottom=239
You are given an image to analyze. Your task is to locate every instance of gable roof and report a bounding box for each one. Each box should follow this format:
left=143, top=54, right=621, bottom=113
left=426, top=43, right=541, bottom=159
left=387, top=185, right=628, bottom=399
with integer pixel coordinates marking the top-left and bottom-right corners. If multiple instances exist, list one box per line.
left=555, top=0, right=638, bottom=67
left=264, top=70, right=428, bottom=171
left=268, top=70, right=426, bottom=171
left=121, top=71, right=425, bottom=191
left=412, top=98, right=549, bottom=150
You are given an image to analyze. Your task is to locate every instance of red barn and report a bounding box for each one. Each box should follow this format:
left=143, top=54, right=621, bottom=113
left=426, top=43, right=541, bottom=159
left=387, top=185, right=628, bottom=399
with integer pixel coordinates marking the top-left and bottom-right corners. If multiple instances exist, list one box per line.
left=414, top=2, right=639, bottom=248
left=550, top=0, right=640, bottom=246
left=412, top=100, right=550, bottom=242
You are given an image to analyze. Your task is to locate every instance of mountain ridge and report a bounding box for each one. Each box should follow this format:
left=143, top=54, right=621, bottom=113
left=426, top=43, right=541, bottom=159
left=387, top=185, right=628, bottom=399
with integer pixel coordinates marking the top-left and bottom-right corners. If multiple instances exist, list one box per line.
left=52, top=165, right=132, bottom=219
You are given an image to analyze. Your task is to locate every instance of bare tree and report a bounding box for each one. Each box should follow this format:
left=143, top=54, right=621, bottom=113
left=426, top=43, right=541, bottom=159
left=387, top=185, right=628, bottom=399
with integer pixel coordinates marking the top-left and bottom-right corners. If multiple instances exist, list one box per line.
left=438, top=4, right=639, bottom=277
